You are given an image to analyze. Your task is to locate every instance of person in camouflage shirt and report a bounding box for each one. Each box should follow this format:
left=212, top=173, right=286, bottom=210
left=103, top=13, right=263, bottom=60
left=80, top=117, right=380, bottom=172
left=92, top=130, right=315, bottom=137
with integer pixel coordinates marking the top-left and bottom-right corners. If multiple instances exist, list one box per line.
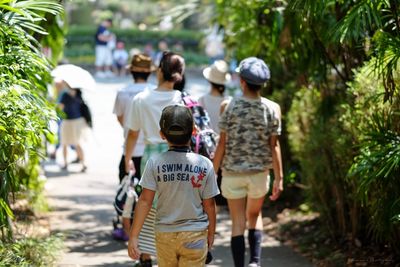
left=213, top=57, right=284, bottom=267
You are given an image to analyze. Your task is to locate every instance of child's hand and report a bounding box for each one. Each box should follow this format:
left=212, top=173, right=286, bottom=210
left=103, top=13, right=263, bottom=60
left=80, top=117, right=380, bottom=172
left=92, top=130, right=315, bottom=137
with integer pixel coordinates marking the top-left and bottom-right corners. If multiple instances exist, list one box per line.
left=207, top=233, right=214, bottom=249
left=269, top=178, right=283, bottom=201
left=128, top=237, right=141, bottom=260
left=125, top=159, right=136, bottom=175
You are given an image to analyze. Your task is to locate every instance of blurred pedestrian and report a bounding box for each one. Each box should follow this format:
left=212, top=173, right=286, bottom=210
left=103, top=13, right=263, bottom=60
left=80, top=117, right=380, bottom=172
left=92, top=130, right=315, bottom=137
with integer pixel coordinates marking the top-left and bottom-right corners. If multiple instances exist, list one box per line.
left=153, top=40, right=168, bottom=67
left=128, top=105, right=219, bottom=266
left=58, top=84, right=89, bottom=172
left=124, top=51, right=185, bottom=266
left=213, top=57, right=284, bottom=267
left=205, top=25, right=225, bottom=64
left=113, top=41, right=129, bottom=76
left=95, top=18, right=114, bottom=78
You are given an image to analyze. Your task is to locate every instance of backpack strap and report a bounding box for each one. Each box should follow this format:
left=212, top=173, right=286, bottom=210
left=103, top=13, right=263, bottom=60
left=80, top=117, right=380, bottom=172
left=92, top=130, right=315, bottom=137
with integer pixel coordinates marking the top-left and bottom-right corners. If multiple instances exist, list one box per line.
left=181, top=91, right=200, bottom=108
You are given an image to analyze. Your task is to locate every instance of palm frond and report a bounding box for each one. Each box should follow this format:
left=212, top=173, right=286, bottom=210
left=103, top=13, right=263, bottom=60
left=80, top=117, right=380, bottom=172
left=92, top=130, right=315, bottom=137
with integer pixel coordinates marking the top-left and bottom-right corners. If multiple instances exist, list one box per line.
left=331, top=0, right=384, bottom=43
left=0, top=0, right=62, bottom=35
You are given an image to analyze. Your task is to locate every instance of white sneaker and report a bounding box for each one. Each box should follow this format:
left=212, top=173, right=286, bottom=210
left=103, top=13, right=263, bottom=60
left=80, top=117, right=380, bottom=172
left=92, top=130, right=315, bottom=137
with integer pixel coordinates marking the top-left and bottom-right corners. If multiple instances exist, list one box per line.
left=95, top=71, right=106, bottom=78
left=104, top=70, right=115, bottom=78
left=248, top=263, right=260, bottom=267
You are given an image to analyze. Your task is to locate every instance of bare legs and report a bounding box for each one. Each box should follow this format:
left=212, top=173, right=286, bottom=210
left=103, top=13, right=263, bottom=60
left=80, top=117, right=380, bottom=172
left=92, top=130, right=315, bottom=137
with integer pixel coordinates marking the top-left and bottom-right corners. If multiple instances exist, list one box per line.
left=228, top=196, right=265, bottom=267
left=62, top=144, right=86, bottom=171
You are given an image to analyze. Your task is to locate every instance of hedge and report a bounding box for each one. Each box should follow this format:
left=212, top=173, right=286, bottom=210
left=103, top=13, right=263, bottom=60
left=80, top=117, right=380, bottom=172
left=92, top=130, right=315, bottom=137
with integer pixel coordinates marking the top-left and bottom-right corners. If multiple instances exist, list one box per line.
left=64, top=26, right=208, bottom=65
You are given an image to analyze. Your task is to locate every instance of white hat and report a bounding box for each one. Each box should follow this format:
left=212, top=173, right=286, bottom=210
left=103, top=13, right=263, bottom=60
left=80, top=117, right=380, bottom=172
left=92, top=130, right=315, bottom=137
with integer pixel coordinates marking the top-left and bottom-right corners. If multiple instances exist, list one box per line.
left=203, top=60, right=231, bottom=85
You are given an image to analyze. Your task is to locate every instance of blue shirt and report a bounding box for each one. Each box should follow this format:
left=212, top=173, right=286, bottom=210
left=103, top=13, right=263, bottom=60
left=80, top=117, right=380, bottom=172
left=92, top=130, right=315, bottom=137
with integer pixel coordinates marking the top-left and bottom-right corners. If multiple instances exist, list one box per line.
left=95, top=25, right=109, bottom=45
left=60, top=93, right=82, bottom=119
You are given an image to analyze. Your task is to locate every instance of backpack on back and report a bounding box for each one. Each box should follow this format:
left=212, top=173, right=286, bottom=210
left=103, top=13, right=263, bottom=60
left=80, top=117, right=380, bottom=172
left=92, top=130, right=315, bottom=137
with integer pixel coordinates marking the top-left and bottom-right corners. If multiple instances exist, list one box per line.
left=181, top=93, right=218, bottom=159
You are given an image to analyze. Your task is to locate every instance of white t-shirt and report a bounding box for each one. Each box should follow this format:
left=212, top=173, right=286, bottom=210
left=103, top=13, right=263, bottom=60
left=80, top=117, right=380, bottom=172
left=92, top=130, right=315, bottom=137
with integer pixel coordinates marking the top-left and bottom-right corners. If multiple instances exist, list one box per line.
left=113, top=83, right=156, bottom=156
left=198, top=94, right=230, bottom=134
left=126, top=89, right=182, bottom=144
left=113, top=49, right=129, bottom=65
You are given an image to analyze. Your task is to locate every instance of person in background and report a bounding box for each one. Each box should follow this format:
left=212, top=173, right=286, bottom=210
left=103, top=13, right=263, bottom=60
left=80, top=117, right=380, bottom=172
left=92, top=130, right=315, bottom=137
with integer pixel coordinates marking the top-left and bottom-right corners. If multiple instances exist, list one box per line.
left=124, top=51, right=185, bottom=267
left=198, top=60, right=231, bottom=207
left=153, top=40, right=169, bottom=67
left=144, top=43, right=155, bottom=60
left=113, top=41, right=129, bottom=76
left=95, top=18, right=114, bottom=78
left=128, top=105, right=219, bottom=267
left=198, top=60, right=231, bottom=135
left=213, top=57, right=284, bottom=267
left=58, top=83, right=89, bottom=172
left=113, top=53, right=156, bottom=183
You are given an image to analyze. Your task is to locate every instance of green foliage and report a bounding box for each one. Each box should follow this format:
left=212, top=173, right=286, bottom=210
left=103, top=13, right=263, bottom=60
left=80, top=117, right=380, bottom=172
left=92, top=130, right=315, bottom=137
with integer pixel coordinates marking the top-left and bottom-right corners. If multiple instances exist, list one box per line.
left=0, top=0, right=60, bottom=240
left=64, top=26, right=208, bottom=65
left=215, top=0, right=400, bottom=250
left=0, top=235, right=63, bottom=266
left=345, top=63, right=400, bottom=249
left=66, top=26, right=204, bottom=49
left=288, top=60, right=400, bottom=248
left=287, top=86, right=357, bottom=236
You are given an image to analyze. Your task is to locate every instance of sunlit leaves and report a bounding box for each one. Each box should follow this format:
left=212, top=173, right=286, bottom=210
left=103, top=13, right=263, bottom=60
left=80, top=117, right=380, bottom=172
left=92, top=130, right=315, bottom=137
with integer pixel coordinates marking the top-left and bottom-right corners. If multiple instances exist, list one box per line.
left=0, top=0, right=60, bottom=240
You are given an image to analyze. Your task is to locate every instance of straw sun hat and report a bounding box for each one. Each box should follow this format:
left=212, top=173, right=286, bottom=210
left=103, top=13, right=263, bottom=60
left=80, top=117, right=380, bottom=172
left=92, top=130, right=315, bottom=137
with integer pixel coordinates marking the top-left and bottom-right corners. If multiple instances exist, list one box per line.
left=126, top=53, right=157, bottom=73
left=202, top=60, right=231, bottom=85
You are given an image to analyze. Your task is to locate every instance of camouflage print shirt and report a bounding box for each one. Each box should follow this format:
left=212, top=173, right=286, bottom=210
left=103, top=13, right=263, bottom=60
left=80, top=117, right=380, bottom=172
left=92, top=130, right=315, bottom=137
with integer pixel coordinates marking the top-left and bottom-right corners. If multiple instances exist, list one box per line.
left=219, top=97, right=281, bottom=173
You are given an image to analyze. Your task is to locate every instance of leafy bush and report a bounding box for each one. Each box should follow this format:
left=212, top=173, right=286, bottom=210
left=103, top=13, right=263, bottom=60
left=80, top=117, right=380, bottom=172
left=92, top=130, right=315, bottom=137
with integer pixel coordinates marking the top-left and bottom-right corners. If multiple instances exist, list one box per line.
left=287, top=87, right=357, bottom=237
left=64, top=26, right=208, bottom=65
left=0, top=0, right=60, bottom=240
left=287, top=61, right=400, bottom=249
left=345, top=62, right=400, bottom=250
left=0, top=235, right=63, bottom=266
left=66, top=26, right=204, bottom=49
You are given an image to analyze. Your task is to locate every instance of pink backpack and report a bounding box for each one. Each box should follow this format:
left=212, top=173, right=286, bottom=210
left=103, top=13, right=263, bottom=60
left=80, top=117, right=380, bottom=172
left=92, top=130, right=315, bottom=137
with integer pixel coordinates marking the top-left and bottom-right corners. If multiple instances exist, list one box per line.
left=181, top=93, right=218, bottom=159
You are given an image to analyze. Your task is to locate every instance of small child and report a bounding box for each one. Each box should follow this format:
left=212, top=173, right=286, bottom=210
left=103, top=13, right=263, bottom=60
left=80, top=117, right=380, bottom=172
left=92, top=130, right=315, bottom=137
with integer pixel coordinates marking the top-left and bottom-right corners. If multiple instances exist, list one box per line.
left=128, top=105, right=220, bottom=266
left=113, top=41, right=129, bottom=76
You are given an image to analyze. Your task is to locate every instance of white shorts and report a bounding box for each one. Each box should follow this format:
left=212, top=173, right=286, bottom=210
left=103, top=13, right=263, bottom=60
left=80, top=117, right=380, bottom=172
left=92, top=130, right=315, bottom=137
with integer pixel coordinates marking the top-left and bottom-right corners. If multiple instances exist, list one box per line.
left=95, top=45, right=112, bottom=66
left=221, top=170, right=270, bottom=199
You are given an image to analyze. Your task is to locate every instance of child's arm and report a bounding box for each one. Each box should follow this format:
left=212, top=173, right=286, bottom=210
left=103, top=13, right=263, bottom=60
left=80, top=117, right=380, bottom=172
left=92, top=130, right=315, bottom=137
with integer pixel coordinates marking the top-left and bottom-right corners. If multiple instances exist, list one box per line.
left=128, top=188, right=155, bottom=260
left=213, top=131, right=226, bottom=171
left=202, top=198, right=217, bottom=249
left=124, top=129, right=139, bottom=173
left=213, top=99, right=229, bottom=171
left=269, top=135, right=283, bottom=201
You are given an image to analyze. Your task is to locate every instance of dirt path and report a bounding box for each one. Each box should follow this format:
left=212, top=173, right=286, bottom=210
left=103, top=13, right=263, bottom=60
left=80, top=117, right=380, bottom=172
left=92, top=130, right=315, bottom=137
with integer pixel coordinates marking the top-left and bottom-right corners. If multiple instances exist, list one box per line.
left=45, top=74, right=314, bottom=267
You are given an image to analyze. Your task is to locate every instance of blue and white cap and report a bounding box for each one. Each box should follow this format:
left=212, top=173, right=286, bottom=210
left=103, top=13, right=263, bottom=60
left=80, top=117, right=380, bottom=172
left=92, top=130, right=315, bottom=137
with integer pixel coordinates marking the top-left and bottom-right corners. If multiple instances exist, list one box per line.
left=236, top=57, right=270, bottom=85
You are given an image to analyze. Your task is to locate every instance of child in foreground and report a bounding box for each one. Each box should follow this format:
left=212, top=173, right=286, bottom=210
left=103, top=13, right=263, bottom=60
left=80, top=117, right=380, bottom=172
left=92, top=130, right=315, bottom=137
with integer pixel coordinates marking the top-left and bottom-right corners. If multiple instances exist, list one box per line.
left=128, top=105, right=219, bottom=267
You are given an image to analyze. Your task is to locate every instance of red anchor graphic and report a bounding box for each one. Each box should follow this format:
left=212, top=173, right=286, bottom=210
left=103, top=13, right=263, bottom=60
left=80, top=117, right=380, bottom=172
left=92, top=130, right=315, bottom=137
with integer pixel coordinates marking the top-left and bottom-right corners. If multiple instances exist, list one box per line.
left=191, top=171, right=206, bottom=188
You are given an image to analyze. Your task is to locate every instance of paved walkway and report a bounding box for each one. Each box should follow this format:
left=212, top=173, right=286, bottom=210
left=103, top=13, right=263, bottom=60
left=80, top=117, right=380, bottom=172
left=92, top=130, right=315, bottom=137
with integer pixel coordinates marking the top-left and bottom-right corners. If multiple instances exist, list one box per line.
left=45, top=73, right=314, bottom=267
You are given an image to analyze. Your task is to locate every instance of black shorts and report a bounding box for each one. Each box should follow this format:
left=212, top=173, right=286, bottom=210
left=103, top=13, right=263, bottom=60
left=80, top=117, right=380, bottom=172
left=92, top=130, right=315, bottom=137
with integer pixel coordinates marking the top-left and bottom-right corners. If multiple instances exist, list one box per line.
left=118, top=155, right=141, bottom=183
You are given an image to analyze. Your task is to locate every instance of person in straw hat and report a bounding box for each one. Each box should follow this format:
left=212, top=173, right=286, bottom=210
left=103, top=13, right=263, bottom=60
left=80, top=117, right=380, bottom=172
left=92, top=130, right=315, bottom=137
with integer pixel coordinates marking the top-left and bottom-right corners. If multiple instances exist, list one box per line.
left=198, top=60, right=231, bottom=207
left=198, top=60, right=231, bottom=135
left=113, top=53, right=157, bottom=183
left=112, top=53, right=157, bottom=263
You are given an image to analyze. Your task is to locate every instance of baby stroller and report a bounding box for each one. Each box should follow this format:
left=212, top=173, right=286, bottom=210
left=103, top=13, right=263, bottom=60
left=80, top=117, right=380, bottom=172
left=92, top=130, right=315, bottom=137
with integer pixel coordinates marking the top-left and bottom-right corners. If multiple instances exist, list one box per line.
left=112, top=172, right=141, bottom=241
